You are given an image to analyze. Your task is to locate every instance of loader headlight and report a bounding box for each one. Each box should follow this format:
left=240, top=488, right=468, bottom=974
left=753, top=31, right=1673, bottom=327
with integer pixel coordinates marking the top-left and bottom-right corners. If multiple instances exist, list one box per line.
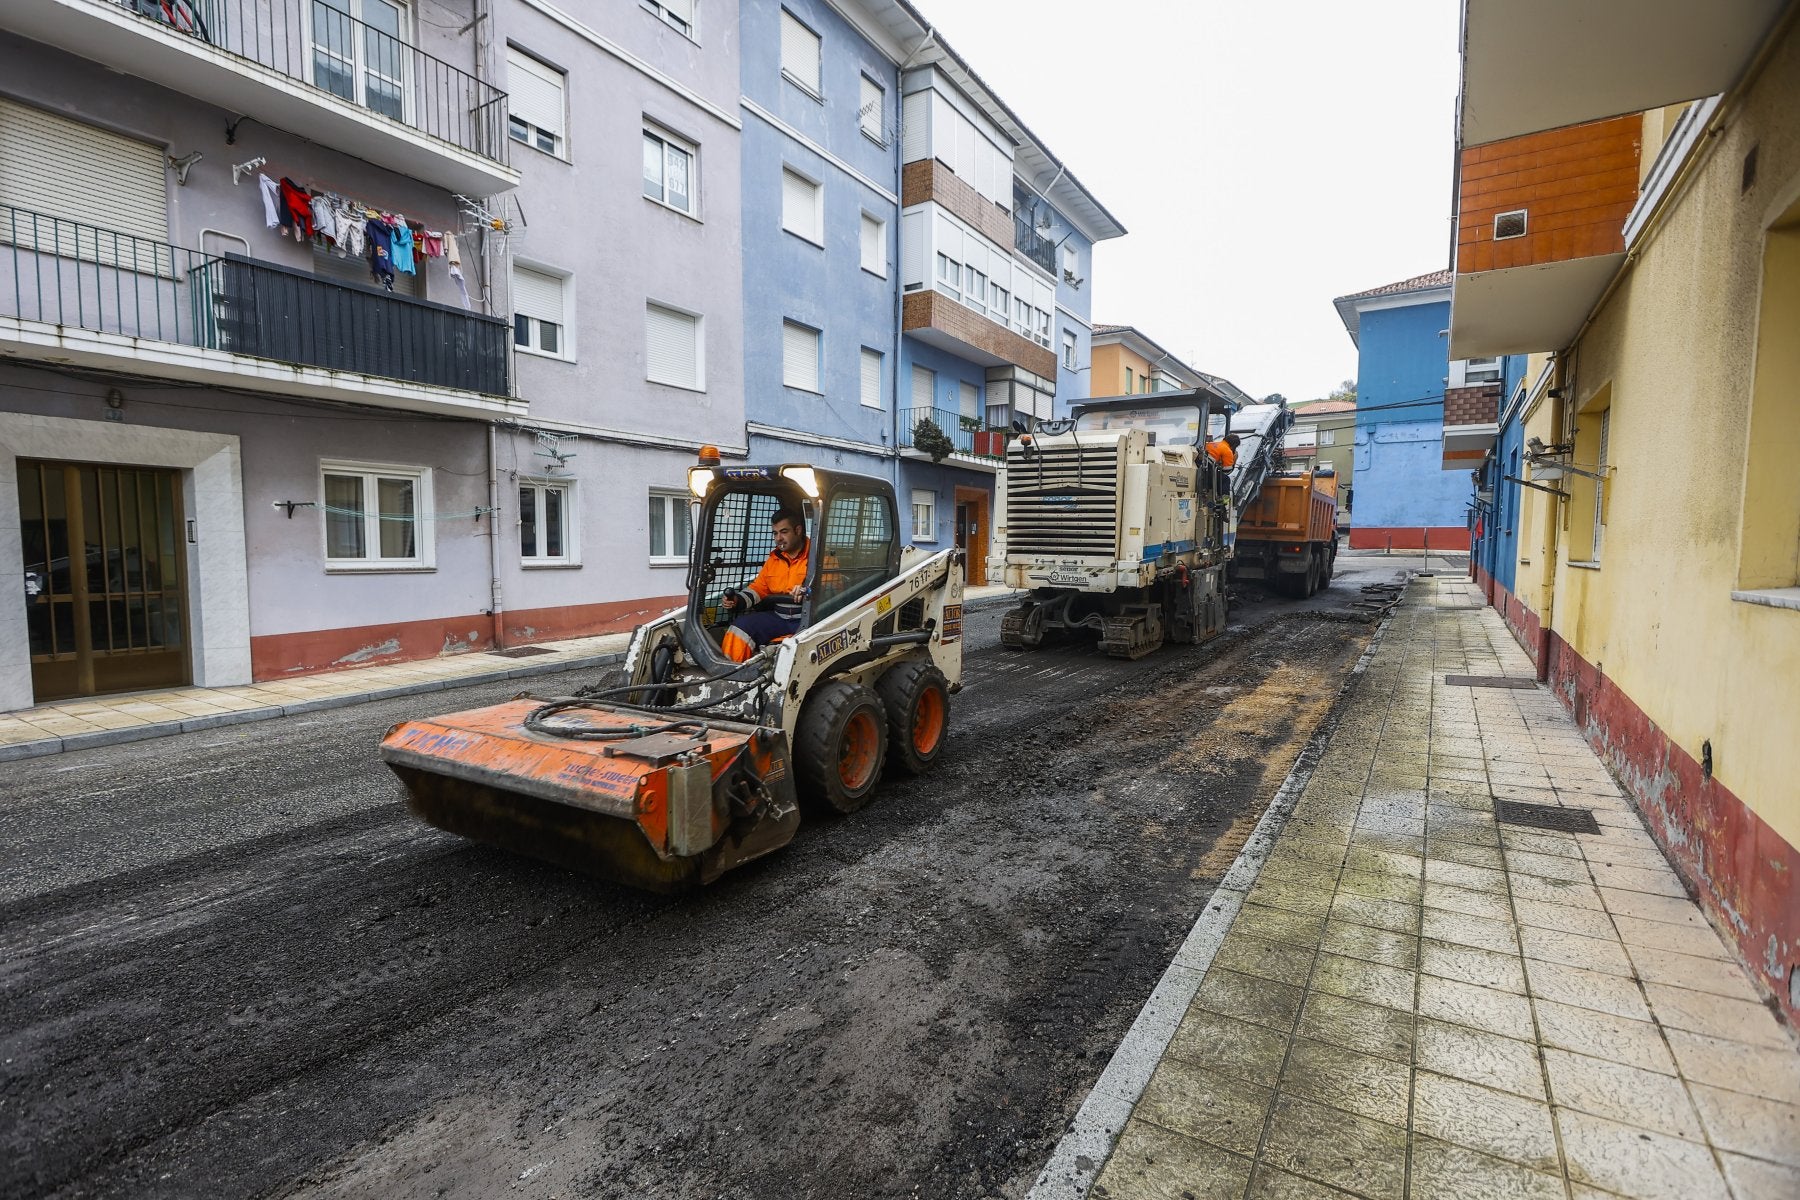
left=779, top=465, right=820, bottom=498
left=687, top=466, right=716, bottom=498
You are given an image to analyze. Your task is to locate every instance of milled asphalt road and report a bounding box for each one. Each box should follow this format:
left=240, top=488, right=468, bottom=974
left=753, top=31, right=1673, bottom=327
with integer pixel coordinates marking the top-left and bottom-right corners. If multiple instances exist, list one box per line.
left=0, top=555, right=1422, bottom=1200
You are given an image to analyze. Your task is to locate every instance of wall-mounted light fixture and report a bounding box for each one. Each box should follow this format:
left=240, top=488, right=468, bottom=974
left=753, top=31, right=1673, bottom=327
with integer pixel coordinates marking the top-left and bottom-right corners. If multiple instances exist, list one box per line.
left=167, top=151, right=203, bottom=185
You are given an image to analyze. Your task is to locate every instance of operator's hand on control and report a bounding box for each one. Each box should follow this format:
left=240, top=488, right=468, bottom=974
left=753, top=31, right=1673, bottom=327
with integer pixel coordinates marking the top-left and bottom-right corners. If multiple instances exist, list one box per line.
left=790, top=586, right=810, bottom=604
left=721, top=588, right=747, bottom=612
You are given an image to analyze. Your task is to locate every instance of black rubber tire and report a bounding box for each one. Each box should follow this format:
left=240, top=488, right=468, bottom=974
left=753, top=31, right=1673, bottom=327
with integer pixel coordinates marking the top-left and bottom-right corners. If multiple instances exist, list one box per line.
left=1323, top=543, right=1336, bottom=583
left=795, top=680, right=889, bottom=814
left=876, top=660, right=951, bottom=776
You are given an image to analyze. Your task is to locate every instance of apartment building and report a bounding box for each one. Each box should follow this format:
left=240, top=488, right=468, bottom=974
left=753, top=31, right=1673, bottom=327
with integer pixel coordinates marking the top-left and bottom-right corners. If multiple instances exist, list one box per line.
left=1452, top=1, right=1800, bottom=1021
left=1089, top=324, right=1205, bottom=396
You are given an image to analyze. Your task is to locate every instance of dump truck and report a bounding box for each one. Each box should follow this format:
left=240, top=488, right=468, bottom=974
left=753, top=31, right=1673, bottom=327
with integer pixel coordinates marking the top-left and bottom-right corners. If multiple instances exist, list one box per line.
left=380, top=457, right=964, bottom=892
left=1231, top=464, right=1340, bottom=597
left=987, top=389, right=1235, bottom=659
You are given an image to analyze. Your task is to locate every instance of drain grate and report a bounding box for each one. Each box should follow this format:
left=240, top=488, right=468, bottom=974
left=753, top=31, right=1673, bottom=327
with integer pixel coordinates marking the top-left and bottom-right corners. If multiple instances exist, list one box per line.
left=1444, top=674, right=1539, bottom=689
left=489, top=646, right=556, bottom=659
left=1494, top=800, right=1600, bottom=835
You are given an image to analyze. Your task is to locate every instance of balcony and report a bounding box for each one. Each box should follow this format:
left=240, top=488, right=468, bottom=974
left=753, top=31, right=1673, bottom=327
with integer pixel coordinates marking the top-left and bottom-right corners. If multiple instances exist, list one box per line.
left=1013, top=214, right=1058, bottom=276
left=1450, top=114, right=1643, bottom=359
left=1458, top=0, right=1786, bottom=147
left=902, top=290, right=1058, bottom=381
left=5, top=0, right=516, bottom=194
left=898, top=406, right=1010, bottom=470
left=1442, top=383, right=1502, bottom=470
left=1, top=206, right=517, bottom=417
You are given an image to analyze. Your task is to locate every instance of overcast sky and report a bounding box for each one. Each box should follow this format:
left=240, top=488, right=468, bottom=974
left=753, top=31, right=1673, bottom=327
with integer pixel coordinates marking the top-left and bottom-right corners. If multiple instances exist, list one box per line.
left=923, top=0, right=1462, bottom=402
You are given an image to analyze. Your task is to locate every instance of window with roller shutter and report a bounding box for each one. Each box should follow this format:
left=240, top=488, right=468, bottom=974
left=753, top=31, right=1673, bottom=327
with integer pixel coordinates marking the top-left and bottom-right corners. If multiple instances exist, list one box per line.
left=0, top=98, right=168, bottom=259
left=641, top=0, right=695, bottom=37
left=646, top=302, right=703, bottom=390
left=512, top=264, right=569, bottom=358
left=911, top=365, right=936, bottom=410
left=859, top=76, right=884, bottom=144
left=780, top=10, right=821, bottom=96
left=781, top=168, right=822, bottom=244
left=860, top=348, right=882, bottom=410
left=506, top=47, right=566, bottom=158
left=782, top=320, right=821, bottom=393
left=860, top=213, right=885, bottom=276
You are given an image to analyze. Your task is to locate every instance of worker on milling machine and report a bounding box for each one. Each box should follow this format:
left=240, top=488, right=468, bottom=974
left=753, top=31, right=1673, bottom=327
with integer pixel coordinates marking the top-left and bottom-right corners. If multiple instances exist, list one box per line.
left=1206, top=432, right=1241, bottom=470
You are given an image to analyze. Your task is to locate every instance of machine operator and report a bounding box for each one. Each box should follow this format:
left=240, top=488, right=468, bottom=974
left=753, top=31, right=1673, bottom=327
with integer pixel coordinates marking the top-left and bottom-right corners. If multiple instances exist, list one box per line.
left=720, top=508, right=811, bottom=662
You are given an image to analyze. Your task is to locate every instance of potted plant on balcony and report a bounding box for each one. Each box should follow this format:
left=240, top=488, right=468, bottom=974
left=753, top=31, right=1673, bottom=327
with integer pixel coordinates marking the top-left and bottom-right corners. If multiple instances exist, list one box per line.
left=912, top=415, right=955, bottom=463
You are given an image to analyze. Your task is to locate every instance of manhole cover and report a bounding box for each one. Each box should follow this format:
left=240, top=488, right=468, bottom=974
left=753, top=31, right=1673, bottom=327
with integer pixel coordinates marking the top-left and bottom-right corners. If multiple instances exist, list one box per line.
left=490, top=646, right=556, bottom=659
left=1493, top=800, right=1600, bottom=835
left=1444, top=674, right=1539, bottom=689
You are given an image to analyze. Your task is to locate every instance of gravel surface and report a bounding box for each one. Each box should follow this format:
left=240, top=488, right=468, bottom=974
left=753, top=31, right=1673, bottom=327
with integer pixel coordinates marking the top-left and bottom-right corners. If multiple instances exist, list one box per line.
left=0, top=557, right=1411, bottom=1200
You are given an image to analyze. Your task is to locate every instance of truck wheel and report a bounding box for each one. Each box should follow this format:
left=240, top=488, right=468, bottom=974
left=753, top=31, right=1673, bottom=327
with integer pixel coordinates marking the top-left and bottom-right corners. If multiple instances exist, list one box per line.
left=796, top=681, right=889, bottom=814
left=877, top=660, right=950, bottom=776
left=1305, top=552, right=1322, bottom=597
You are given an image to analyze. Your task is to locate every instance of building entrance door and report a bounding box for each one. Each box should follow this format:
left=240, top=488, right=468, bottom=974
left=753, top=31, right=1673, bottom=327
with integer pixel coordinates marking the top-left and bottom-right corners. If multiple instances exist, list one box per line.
left=18, top=459, right=191, bottom=702
left=953, top=486, right=989, bottom=586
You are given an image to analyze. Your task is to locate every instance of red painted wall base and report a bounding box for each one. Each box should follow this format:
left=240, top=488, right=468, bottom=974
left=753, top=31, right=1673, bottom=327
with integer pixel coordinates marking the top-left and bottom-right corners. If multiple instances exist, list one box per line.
left=1347, top=526, right=1471, bottom=551
left=249, top=594, right=684, bottom=680
left=1483, top=582, right=1798, bottom=1026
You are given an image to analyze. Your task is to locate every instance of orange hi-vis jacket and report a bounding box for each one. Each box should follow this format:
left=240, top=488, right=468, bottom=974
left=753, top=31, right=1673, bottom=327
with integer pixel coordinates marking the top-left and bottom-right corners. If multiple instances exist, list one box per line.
left=744, top=540, right=810, bottom=607
left=1205, top=440, right=1236, bottom=470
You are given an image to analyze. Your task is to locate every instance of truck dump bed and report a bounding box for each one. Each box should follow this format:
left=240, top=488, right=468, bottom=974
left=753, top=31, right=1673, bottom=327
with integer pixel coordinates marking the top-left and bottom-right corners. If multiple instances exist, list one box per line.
left=1239, top=471, right=1337, bottom=543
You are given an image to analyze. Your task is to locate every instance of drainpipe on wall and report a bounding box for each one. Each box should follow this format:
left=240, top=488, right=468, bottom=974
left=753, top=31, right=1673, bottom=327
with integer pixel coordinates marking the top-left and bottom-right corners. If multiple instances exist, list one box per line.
left=487, top=421, right=505, bottom=650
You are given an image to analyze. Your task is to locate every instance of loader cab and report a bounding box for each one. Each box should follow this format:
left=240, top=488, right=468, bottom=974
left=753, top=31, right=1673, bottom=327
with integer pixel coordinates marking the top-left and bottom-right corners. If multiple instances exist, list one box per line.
left=683, top=462, right=901, bottom=662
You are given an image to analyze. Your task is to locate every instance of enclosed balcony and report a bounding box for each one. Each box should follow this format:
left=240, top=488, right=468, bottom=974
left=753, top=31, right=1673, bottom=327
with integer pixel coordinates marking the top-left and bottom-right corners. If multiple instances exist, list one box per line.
left=1, top=206, right=516, bottom=417
left=4, top=0, right=516, bottom=194
left=898, top=405, right=1010, bottom=471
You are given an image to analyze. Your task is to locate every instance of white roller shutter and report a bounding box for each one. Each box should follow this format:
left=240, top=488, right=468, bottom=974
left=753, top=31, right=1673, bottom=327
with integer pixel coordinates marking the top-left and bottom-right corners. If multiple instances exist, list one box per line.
left=0, top=98, right=167, bottom=243
left=780, top=11, right=820, bottom=93
left=901, top=91, right=927, bottom=163
left=659, top=0, right=695, bottom=23
left=781, top=168, right=818, bottom=241
left=860, top=348, right=882, bottom=409
left=859, top=76, right=883, bottom=141
left=507, top=49, right=566, bottom=138
left=911, top=365, right=935, bottom=410
left=959, top=381, right=979, bottom=420
left=860, top=213, right=883, bottom=276
left=511, top=265, right=564, bottom=324
left=900, top=211, right=924, bottom=286
left=646, top=303, right=699, bottom=388
left=782, top=320, right=820, bottom=392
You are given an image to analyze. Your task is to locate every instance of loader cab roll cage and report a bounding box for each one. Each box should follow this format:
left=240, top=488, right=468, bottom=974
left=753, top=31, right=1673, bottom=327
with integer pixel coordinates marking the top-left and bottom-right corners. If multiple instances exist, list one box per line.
left=684, top=465, right=902, bottom=663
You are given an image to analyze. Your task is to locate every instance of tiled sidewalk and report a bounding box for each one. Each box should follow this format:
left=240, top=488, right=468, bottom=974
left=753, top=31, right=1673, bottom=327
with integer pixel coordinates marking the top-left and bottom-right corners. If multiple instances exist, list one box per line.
left=1061, top=577, right=1799, bottom=1200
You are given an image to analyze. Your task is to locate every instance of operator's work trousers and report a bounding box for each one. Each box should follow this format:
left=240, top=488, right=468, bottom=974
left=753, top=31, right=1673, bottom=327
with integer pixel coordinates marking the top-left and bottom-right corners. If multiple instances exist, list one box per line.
left=722, top=612, right=802, bottom=662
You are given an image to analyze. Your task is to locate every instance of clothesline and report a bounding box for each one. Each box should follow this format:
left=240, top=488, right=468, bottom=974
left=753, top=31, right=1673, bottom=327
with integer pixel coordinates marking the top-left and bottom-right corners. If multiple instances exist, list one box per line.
left=254, top=171, right=472, bottom=306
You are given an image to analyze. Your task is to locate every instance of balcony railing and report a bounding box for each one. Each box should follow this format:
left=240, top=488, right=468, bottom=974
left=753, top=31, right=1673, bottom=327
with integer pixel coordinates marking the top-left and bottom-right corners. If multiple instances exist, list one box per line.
left=1013, top=215, right=1058, bottom=276
left=3, top=206, right=510, bottom=396
left=899, top=406, right=1010, bottom=460
left=102, top=0, right=508, bottom=164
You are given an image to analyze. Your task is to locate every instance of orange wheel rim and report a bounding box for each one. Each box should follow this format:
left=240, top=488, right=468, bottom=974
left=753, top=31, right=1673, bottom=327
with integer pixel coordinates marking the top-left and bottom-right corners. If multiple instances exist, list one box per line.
left=912, top=687, right=945, bottom=756
left=840, top=710, right=880, bottom=790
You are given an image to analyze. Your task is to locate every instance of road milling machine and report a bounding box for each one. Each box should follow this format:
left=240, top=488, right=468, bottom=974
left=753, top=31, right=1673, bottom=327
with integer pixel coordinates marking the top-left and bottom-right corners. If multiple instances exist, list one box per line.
left=988, top=389, right=1237, bottom=659
left=380, top=456, right=965, bottom=892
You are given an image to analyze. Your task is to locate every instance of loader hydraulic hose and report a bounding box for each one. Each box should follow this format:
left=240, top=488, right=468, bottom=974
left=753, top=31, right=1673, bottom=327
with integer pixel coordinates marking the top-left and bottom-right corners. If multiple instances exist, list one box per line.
left=522, top=700, right=709, bottom=742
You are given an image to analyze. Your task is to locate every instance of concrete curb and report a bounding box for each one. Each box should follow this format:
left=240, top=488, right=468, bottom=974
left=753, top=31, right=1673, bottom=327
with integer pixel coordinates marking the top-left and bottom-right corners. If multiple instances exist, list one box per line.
left=0, top=650, right=624, bottom=764
left=1026, top=599, right=1405, bottom=1200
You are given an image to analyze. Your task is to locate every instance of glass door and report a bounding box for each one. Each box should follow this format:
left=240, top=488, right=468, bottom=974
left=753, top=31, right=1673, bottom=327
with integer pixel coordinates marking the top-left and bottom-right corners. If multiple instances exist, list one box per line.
left=310, top=0, right=410, bottom=122
left=19, top=460, right=191, bottom=701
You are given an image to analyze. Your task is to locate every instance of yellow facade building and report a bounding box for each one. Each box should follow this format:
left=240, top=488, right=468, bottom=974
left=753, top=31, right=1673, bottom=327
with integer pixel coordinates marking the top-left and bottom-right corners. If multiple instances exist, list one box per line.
left=1454, top=4, right=1800, bottom=1021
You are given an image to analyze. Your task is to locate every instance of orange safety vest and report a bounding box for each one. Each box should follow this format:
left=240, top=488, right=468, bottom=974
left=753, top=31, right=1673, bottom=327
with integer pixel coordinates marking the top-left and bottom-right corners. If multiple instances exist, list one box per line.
left=1206, top=440, right=1236, bottom=470
left=745, top=540, right=810, bottom=604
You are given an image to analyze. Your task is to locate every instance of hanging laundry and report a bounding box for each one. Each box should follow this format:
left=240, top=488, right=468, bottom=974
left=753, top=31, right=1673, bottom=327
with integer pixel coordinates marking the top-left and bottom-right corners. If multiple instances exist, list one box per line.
left=449, top=262, right=471, bottom=309
left=257, top=174, right=282, bottom=229
left=334, top=201, right=367, bottom=258
left=309, top=193, right=337, bottom=243
left=365, top=214, right=396, bottom=289
left=419, top=229, right=444, bottom=258
left=278, top=178, right=313, bottom=239
left=444, top=232, right=462, bottom=266
left=390, top=220, right=416, bottom=274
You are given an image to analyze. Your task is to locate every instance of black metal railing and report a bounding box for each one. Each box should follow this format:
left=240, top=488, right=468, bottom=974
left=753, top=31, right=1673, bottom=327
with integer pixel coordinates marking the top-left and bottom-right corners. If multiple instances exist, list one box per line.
left=2, top=206, right=510, bottom=397
left=1013, top=214, right=1058, bottom=276
left=212, top=253, right=509, bottom=395
left=898, top=407, right=1010, bottom=460
left=106, top=0, right=509, bottom=164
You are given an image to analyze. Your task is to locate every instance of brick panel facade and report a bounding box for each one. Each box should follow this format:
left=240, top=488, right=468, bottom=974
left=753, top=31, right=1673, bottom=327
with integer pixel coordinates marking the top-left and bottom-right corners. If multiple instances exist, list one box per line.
left=901, top=159, right=1014, bottom=250
left=1457, top=114, right=1642, bottom=274
left=1444, top=383, right=1501, bottom=427
left=903, top=290, right=1057, bottom=379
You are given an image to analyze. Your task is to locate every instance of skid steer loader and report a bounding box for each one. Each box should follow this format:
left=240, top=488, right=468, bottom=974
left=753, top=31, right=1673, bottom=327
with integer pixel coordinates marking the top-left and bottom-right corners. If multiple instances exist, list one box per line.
left=380, top=454, right=964, bottom=892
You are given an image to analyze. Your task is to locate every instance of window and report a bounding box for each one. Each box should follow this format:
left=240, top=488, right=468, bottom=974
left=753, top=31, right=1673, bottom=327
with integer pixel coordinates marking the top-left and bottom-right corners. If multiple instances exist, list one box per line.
left=1319, top=428, right=1336, bottom=446
left=911, top=489, right=936, bottom=542
left=1035, top=308, right=1051, bottom=347
left=959, top=381, right=980, bottom=424
left=991, top=283, right=1009, bottom=314
left=859, top=75, right=885, bottom=143
left=642, top=125, right=696, bottom=215
left=967, top=270, right=987, bottom=312
left=814, top=487, right=897, bottom=619
left=641, top=0, right=694, bottom=36
left=322, top=463, right=431, bottom=567
left=1736, top=200, right=1800, bottom=599
left=1062, top=330, right=1077, bottom=370
left=1592, top=408, right=1610, bottom=562
left=1061, top=243, right=1080, bottom=279
left=1126, top=367, right=1134, bottom=392
left=860, top=212, right=885, bottom=276
left=512, top=265, right=569, bottom=358
left=0, top=98, right=167, bottom=248
left=648, top=490, right=693, bottom=564
left=313, top=0, right=410, bottom=122
left=519, top=480, right=574, bottom=564
left=506, top=47, right=566, bottom=157
left=936, top=252, right=960, bottom=295
left=1568, top=390, right=1610, bottom=565
left=860, top=347, right=883, bottom=409
left=911, top=364, right=936, bottom=412
left=782, top=320, right=822, bottom=392
left=646, top=302, right=703, bottom=389
left=779, top=10, right=821, bottom=96
left=781, top=167, right=822, bottom=244
left=1463, top=357, right=1503, bottom=385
